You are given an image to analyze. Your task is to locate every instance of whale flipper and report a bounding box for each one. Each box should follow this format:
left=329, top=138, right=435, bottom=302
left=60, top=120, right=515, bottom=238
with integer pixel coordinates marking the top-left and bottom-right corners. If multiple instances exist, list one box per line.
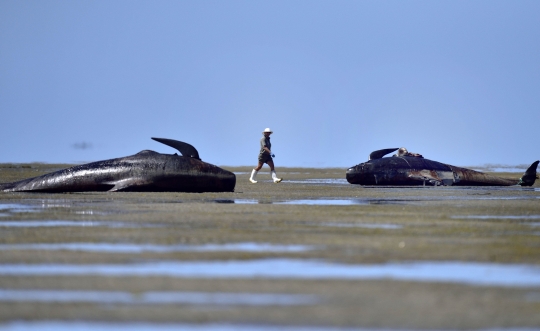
left=151, top=137, right=201, bottom=160
left=106, top=179, right=144, bottom=192
left=369, top=148, right=399, bottom=160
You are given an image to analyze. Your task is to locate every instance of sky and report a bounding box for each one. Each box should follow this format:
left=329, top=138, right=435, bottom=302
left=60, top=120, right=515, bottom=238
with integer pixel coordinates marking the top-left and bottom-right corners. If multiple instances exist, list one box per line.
left=1, top=0, right=539, bottom=168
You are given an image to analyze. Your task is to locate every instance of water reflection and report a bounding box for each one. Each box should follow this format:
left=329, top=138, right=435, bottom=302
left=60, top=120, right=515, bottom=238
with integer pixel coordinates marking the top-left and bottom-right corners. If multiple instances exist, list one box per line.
left=277, top=199, right=366, bottom=205
left=1, top=259, right=539, bottom=287
left=315, top=222, right=403, bottom=229
left=0, top=220, right=157, bottom=228
left=217, top=192, right=539, bottom=205
left=0, top=321, right=371, bottom=331
left=0, top=289, right=318, bottom=306
left=451, top=215, right=540, bottom=220
left=0, top=242, right=314, bottom=253
left=284, top=179, right=348, bottom=184
left=224, top=199, right=405, bottom=205
left=0, top=204, right=37, bottom=213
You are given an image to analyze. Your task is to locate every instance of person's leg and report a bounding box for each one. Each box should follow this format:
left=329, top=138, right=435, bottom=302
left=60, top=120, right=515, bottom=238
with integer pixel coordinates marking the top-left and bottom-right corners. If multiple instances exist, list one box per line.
left=254, top=162, right=264, bottom=171
left=267, top=160, right=282, bottom=183
left=250, top=161, right=264, bottom=183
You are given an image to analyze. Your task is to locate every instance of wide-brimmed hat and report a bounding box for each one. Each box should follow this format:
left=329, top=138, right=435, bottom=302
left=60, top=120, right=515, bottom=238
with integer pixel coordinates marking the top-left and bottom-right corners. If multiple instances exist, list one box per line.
left=262, top=128, right=273, bottom=134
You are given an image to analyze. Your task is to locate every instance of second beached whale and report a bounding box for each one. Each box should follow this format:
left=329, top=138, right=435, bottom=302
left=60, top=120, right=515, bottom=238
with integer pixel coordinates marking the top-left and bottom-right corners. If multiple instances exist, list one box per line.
left=346, top=148, right=538, bottom=187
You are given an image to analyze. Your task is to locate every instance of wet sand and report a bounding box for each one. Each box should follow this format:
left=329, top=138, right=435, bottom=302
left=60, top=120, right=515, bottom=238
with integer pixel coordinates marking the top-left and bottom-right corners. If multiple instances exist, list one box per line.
left=0, top=164, right=539, bottom=330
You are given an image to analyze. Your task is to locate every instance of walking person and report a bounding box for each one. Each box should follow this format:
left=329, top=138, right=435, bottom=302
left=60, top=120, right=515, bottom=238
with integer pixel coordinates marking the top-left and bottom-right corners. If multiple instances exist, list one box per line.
left=249, top=128, right=282, bottom=183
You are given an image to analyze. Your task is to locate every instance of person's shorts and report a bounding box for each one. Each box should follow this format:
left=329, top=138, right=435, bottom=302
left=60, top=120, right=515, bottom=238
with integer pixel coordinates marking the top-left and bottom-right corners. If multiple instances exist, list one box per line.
left=258, top=153, right=272, bottom=164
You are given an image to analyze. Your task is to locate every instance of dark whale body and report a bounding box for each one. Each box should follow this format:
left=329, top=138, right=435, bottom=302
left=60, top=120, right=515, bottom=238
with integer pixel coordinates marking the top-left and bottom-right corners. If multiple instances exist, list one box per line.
left=346, top=148, right=539, bottom=187
left=1, top=138, right=236, bottom=193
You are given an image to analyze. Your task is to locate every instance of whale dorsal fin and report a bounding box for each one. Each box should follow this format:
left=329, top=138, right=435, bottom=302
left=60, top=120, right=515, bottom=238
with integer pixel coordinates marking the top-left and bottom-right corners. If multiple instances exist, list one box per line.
left=151, top=137, right=201, bottom=160
left=518, top=160, right=539, bottom=186
left=369, top=148, right=399, bottom=160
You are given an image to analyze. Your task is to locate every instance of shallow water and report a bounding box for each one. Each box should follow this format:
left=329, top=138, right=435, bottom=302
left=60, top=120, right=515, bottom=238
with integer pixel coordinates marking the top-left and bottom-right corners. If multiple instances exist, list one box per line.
left=224, top=199, right=407, bottom=205
left=283, top=179, right=348, bottom=185
left=0, top=204, right=36, bottom=213
left=1, top=259, right=539, bottom=287
left=276, top=199, right=368, bottom=205
left=0, top=289, right=318, bottom=306
left=1, top=321, right=536, bottom=331
left=222, top=194, right=537, bottom=205
left=314, top=222, right=403, bottom=229
left=0, top=321, right=391, bottom=331
left=0, top=243, right=314, bottom=253
left=451, top=215, right=540, bottom=220
left=0, top=220, right=156, bottom=228
left=0, top=202, right=112, bottom=216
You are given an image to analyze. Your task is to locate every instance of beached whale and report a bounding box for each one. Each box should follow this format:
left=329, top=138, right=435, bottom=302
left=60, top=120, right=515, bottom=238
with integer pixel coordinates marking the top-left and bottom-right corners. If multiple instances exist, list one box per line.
left=346, top=148, right=539, bottom=186
left=0, top=138, right=236, bottom=193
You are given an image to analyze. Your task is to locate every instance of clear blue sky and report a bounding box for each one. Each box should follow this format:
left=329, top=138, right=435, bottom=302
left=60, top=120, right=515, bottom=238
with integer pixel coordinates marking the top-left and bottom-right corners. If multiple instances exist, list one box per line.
left=1, top=0, right=539, bottom=168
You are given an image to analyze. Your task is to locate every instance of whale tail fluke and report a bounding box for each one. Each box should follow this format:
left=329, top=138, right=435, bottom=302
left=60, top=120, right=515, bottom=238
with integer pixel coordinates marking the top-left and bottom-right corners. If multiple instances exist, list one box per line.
left=518, top=160, right=539, bottom=186
left=151, top=137, right=201, bottom=160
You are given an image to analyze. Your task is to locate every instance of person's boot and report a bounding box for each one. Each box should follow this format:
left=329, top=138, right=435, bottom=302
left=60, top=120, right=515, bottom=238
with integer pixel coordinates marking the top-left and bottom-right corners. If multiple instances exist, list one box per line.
left=249, top=169, right=258, bottom=183
left=271, top=170, right=282, bottom=183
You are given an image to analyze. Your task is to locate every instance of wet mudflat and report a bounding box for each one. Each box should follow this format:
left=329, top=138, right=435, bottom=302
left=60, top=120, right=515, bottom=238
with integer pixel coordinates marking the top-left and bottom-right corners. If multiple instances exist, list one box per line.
left=0, top=164, right=539, bottom=330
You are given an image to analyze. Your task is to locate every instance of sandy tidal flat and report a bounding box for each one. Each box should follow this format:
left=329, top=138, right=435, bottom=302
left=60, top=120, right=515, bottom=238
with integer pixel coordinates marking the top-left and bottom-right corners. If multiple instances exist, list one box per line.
left=0, top=164, right=539, bottom=330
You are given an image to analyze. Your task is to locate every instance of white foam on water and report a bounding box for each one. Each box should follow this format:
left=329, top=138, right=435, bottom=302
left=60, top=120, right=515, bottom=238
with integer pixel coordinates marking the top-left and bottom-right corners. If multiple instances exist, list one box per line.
left=1, top=259, right=539, bottom=287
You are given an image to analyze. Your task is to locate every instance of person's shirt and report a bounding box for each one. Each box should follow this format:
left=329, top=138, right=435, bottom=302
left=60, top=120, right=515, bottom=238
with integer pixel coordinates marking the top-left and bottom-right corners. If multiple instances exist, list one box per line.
left=260, top=136, right=271, bottom=154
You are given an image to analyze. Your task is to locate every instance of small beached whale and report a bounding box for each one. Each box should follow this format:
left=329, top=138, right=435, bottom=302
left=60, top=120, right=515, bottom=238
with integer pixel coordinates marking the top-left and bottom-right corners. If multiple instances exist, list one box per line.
left=346, top=148, right=539, bottom=187
left=0, top=138, right=236, bottom=193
